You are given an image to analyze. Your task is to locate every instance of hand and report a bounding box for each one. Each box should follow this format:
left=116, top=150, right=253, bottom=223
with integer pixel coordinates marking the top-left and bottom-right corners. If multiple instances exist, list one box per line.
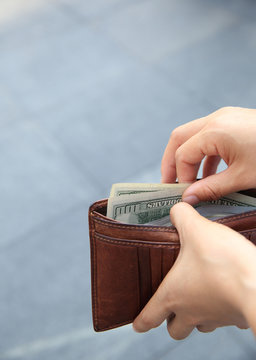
left=133, top=202, right=256, bottom=339
left=161, top=107, right=256, bottom=205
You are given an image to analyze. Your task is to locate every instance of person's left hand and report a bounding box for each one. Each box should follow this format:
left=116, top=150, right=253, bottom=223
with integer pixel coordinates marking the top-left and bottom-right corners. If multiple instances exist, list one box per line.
left=132, top=202, right=255, bottom=339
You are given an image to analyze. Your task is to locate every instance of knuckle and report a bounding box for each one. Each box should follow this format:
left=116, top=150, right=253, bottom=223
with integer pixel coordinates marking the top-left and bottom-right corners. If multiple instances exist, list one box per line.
left=157, top=283, right=174, bottom=311
left=207, top=116, right=223, bottom=130
left=208, top=106, right=234, bottom=128
left=167, top=327, right=186, bottom=341
left=218, top=106, right=234, bottom=113
left=215, top=106, right=235, bottom=117
left=196, top=323, right=217, bottom=333
left=170, top=126, right=184, bottom=144
left=138, top=312, right=153, bottom=329
left=175, top=146, right=184, bottom=163
left=167, top=314, right=196, bottom=340
left=201, top=183, right=223, bottom=200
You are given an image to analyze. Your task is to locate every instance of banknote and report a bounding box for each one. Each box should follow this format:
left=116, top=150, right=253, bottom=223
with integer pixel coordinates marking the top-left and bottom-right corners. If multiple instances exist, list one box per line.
left=107, top=183, right=256, bottom=225
left=109, top=183, right=189, bottom=197
left=146, top=205, right=256, bottom=226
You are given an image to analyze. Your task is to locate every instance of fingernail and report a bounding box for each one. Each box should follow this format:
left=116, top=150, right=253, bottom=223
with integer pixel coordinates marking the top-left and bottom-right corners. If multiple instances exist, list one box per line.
left=182, top=195, right=199, bottom=205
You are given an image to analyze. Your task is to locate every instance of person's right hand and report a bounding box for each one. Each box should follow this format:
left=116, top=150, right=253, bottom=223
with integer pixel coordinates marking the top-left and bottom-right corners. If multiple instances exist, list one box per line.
left=133, top=202, right=256, bottom=339
left=161, top=107, right=256, bottom=205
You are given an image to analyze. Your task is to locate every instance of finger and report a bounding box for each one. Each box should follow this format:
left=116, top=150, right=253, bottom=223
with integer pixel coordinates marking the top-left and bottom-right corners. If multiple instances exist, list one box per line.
left=203, top=155, right=221, bottom=178
left=196, top=324, right=217, bottom=333
left=174, top=128, right=243, bottom=203
left=182, top=167, right=241, bottom=204
left=134, top=204, right=204, bottom=333
left=161, top=117, right=208, bottom=183
left=175, top=130, right=218, bottom=184
left=170, top=202, right=202, bottom=243
left=237, top=323, right=249, bottom=330
left=133, top=278, right=174, bottom=333
left=167, top=315, right=194, bottom=340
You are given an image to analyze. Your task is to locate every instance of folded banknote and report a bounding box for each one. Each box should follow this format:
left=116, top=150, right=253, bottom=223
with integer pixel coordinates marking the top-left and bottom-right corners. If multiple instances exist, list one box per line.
left=107, top=183, right=256, bottom=225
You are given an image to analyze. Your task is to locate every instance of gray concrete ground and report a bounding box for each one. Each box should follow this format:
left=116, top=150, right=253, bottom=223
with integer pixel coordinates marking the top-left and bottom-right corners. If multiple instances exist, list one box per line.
left=0, top=0, right=256, bottom=359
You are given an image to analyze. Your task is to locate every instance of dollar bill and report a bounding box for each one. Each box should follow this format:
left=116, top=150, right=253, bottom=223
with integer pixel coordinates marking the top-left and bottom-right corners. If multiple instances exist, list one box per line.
left=109, top=183, right=190, bottom=197
left=107, top=183, right=256, bottom=225
left=146, top=205, right=256, bottom=226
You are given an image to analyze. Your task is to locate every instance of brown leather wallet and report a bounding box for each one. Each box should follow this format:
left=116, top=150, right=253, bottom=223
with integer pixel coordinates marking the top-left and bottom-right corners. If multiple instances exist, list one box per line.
left=89, top=190, right=256, bottom=332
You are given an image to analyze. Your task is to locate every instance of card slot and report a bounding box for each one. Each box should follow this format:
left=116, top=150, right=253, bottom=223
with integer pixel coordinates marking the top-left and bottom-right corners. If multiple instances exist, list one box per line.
left=150, top=248, right=163, bottom=294
left=93, top=231, right=179, bottom=247
left=137, top=247, right=152, bottom=311
left=162, top=248, right=179, bottom=279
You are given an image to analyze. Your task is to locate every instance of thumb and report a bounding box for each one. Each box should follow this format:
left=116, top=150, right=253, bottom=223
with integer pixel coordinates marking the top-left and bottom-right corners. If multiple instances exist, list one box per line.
left=170, top=202, right=204, bottom=245
left=182, top=168, right=241, bottom=205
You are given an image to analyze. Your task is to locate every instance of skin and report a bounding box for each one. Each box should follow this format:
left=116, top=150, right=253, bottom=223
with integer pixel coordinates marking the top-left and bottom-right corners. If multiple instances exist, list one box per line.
left=133, top=203, right=256, bottom=339
left=161, top=106, right=256, bottom=204
left=133, top=107, right=256, bottom=339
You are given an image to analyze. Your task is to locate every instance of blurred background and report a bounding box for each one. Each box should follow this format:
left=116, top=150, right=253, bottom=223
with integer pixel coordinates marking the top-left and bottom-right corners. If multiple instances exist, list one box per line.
left=0, top=0, right=256, bottom=359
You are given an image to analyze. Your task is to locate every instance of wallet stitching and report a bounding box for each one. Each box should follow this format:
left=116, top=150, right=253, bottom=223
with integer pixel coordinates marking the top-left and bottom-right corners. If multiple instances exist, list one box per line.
left=92, top=216, right=177, bottom=233
left=94, top=233, right=179, bottom=249
left=136, top=248, right=141, bottom=319
left=94, top=233, right=99, bottom=328
left=89, top=199, right=107, bottom=213
left=94, top=230, right=179, bottom=246
left=215, top=211, right=256, bottom=224
left=240, top=229, right=256, bottom=237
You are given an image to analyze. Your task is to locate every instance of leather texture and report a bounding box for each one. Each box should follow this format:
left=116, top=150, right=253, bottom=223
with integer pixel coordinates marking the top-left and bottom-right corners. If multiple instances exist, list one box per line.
left=89, top=192, right=256, bottom=332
